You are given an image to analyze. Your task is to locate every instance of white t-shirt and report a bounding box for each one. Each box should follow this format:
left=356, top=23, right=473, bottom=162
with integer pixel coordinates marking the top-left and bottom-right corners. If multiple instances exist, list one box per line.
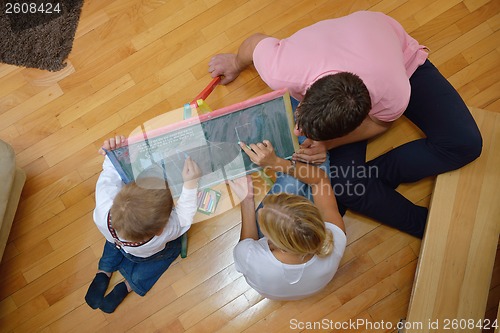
left=233, top=223, right=347, bottom=300
left=93, top=157, right=198, bottom=258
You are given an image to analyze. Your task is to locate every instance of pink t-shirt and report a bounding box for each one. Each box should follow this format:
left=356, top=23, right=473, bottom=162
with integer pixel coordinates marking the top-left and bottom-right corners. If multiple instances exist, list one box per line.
left=253, top=11, right=428, bottom=122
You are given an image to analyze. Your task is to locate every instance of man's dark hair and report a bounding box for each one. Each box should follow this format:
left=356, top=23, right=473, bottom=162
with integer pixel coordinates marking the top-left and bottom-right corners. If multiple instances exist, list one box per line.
left=296, top=72, right=371, bottom=141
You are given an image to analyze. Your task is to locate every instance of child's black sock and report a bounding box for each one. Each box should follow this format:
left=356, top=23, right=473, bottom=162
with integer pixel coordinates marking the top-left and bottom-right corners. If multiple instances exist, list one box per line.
left=85, top=272, right=110, bottom=309
left=99, top=282, right=129, bottom=313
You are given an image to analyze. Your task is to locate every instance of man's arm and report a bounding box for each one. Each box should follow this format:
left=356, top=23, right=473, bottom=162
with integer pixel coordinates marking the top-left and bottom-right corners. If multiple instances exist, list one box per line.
left=293, top=116, right=393, bottom=163
left=325, top=115, right=393, bottom=149
left=208, top=33, right=269, bottom=85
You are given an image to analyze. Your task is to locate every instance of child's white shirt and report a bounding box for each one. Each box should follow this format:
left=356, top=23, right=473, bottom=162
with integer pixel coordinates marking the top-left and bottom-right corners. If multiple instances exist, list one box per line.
left=93, top=157, right=198, bottom=258
left=233, top=223, right=346, bottom=300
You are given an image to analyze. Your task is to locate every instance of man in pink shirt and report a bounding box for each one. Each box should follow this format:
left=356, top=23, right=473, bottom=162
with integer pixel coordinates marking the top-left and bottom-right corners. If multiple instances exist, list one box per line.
left=208, top=11, right=481, bottom=238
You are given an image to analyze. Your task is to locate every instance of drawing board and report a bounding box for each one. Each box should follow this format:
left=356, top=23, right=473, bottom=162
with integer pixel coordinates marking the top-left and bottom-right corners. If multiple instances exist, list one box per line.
left=106, top=89, right=299, bottom=197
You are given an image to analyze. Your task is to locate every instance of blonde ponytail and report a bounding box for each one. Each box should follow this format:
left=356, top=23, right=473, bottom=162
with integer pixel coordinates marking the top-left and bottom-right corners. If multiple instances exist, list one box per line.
left=317, top=229, right=333, bottom=257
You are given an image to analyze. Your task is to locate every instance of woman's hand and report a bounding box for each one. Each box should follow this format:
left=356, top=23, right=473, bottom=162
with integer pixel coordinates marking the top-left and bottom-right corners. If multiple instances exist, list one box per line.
left=239, top=140, right=280, bottom=168
left=227, top=175, right=254, bottom=201
left=182, top=157, right=202, bottom=189
left=98, top=135, right=127, bottom=155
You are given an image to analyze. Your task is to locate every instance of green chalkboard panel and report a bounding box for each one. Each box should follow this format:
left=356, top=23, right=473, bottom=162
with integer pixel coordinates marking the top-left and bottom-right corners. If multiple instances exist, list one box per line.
left=106, top=89, right=298, bottom=197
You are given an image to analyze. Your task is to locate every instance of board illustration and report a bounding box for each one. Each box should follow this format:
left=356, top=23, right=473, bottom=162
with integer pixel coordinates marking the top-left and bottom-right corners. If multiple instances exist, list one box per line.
left=105, top=89, right=298, bottom=197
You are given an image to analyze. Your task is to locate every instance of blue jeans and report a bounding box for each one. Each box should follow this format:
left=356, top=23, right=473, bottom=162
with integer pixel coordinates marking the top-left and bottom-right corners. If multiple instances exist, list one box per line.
left=98, top=237, right=182, bottom=296
left=329, top=60, right=482, bottom=238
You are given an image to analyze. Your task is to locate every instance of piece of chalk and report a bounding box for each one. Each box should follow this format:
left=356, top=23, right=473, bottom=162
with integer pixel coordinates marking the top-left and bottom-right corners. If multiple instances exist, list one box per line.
left=238, top=141, right=252, bottom=150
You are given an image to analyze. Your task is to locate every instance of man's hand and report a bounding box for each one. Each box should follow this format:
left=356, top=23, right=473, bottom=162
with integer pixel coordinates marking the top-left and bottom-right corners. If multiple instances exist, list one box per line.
left=208, top=54, right=242, bottom=85
left=292, top=138, right=327, bottom=164
left=182, top=157, right=202, bottom=189
left=98, top=135, right=127, bottom=155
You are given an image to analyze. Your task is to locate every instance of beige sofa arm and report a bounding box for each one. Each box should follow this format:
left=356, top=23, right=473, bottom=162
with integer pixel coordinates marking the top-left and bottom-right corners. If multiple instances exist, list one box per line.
left=0, top=140, right=26, bottom=262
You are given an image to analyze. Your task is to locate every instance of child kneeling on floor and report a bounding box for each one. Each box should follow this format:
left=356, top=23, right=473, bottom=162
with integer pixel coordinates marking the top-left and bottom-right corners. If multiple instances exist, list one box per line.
left=85, top=135, right=201, bottom=313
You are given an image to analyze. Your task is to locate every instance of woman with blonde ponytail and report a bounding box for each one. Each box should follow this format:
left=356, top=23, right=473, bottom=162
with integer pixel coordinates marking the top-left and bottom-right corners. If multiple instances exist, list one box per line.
left=259, top=193, right=334, bottom=257
left=230, top=140, right=346, bottom=300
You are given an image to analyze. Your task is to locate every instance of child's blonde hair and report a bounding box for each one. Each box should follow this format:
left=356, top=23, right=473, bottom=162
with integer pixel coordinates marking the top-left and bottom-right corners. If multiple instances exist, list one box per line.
left=110, top=177, right=173, bottom=242
left=258, top=193, right=333, bottom=257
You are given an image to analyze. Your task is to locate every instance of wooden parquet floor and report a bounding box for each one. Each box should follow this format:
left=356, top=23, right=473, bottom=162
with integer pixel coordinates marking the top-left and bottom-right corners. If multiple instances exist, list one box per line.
left=0, top=0, right=498, bottom=332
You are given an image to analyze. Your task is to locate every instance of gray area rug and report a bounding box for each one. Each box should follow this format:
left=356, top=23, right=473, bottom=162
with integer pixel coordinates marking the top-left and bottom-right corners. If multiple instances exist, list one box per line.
left=0, top=0, right=84, bottom=71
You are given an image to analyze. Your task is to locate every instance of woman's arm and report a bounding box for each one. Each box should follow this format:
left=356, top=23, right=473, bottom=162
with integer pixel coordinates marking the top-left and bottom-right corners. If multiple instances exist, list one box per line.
left=240, top=140, right=345, bottom=232
left=228, top=176, right=258, bottom=241
left=309, top=180, right=345, bottom=233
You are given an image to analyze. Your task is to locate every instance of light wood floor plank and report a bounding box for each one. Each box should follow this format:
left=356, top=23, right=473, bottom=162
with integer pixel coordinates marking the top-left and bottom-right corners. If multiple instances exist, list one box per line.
left=0, top=1, right=498, bottom=331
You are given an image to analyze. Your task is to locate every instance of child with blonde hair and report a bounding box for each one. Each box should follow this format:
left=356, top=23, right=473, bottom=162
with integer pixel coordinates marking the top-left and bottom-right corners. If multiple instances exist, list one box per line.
left=85, top=135, right=201, bottom=313
left=259, top=193, right=334, bottom=258
left=230, top=140, right=346, bottom=300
